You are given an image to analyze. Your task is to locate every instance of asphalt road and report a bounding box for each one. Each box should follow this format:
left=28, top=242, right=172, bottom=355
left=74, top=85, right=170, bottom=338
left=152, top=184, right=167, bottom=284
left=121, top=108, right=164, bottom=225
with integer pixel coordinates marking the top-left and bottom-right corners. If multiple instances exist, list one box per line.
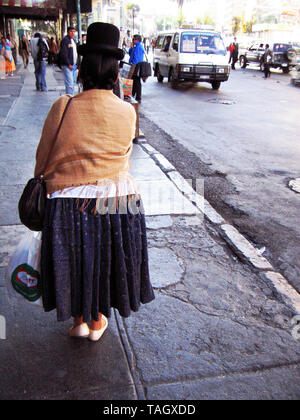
left=139, top=63, right=300, bottom=293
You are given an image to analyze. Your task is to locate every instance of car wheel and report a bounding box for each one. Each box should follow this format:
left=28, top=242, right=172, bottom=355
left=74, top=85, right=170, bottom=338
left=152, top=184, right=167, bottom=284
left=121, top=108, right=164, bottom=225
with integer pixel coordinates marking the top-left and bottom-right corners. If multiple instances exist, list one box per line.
left=282, top=66, right=290, bottom=74
left=169, top=68, right=179, bottom=88
left=211, top=81, right=221, bottom=90
left=240, top=56, right=247, bottom=68
left=156, top=65, right=164, bottom=82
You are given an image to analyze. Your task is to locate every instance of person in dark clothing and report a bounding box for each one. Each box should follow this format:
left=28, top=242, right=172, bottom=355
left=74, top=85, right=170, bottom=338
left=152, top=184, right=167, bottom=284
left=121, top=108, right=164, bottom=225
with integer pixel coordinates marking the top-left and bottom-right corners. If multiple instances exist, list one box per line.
left=30, top=33, right=49, bottom=91
left=48, top=37, right=57, bottom=65
left=60, top=27, right=78, bottom=95
left=19, top=34, right=30, bottom=68
left=262, top=44, right=273, bottom=78
left=231, top=37, right=239, bottom=70
left=162, top=36, right=172, bottom=52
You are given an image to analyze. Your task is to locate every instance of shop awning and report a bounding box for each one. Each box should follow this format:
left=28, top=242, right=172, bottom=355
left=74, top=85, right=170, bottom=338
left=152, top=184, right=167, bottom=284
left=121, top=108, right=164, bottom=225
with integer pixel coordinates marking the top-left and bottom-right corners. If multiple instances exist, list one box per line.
left=0, top=0, right=65, bottom=7
left=0, top=1, right=65, bottom=19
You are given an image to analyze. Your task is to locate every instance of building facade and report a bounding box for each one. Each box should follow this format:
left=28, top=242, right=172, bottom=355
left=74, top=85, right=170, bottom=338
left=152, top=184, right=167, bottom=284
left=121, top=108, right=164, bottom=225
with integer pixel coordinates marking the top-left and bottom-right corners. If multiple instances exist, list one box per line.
left=88, top=0, right=126, bottom=28
left=252, top=0, right=300, bottom=41
left=218, top=0, right=300, bottom=39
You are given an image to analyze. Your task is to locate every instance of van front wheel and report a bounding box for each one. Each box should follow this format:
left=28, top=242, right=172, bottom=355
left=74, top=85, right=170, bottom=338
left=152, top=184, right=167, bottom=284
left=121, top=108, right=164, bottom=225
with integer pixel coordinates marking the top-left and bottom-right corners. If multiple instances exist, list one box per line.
left=211, top=81, right=221, bottom=90
left=156, top=65, right=164, bottom=82
left=169, top=69, right=179, bottom=88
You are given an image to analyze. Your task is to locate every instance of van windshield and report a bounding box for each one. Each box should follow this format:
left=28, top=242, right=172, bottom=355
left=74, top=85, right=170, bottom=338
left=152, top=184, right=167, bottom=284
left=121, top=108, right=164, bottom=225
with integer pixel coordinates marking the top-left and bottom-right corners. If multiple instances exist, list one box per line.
left=180, top=32, right=226, bottom=55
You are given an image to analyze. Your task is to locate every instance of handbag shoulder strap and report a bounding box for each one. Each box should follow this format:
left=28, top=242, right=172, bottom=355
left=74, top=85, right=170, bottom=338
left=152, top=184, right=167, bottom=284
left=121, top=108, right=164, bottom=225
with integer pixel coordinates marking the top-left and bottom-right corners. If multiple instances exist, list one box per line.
left=40, top=96, right=73, bottom=177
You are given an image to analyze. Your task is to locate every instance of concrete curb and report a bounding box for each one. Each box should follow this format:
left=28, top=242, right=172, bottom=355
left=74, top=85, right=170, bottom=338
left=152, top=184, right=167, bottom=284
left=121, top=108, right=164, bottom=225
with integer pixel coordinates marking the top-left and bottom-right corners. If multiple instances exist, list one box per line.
left=138, top=138, right=300, bottom=316
left=220, top=224, right=273, bottom=271
left=114, top=309, right=146, bottom=400
left=2, top=97, right=18, bottom=127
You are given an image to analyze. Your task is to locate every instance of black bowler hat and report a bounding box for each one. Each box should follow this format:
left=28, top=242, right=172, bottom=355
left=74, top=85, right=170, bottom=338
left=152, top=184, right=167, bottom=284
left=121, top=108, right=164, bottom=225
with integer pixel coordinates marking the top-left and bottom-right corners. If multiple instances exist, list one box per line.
left=77, top=22, right=124, bottom=60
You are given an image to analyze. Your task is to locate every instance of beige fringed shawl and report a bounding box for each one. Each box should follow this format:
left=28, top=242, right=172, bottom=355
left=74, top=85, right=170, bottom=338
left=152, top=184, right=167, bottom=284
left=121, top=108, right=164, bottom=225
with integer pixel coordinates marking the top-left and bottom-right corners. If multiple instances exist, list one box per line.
left=34, top=89, right=137, bottom=195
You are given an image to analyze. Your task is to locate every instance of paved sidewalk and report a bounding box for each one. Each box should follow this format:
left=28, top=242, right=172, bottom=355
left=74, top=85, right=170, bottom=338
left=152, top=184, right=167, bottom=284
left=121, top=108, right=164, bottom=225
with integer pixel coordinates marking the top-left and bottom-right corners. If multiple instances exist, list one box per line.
left=0, top=64, right=300, bottom=400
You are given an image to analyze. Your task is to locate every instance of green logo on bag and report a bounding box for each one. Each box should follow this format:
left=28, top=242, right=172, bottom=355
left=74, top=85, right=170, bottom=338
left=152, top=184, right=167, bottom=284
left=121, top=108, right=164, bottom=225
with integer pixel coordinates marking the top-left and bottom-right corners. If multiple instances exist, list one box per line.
left=11, top=264, right=41, bottom=302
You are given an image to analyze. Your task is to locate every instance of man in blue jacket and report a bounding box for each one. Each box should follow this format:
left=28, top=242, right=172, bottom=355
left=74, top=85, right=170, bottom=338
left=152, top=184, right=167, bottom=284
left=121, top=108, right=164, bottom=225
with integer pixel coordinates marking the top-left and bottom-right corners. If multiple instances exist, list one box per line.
left=60, top=27, right=78, bottom=95
left=129, top=34, right=144, bottom=103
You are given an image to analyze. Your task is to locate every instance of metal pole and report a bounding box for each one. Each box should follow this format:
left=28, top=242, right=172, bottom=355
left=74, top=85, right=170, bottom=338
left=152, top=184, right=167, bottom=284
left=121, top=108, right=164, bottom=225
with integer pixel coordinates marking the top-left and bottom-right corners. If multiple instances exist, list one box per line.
left=132, top=9, right=135, bottom=34
left=76, top=0, right=82, bottom=43
left=2, top=14, right=6, bottom=38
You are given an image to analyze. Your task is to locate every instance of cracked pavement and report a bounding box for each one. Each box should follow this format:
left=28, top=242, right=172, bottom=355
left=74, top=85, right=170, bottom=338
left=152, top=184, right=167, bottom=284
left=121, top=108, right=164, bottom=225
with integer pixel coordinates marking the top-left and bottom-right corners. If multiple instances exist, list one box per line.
left=122, top=215, right=300, bottom=399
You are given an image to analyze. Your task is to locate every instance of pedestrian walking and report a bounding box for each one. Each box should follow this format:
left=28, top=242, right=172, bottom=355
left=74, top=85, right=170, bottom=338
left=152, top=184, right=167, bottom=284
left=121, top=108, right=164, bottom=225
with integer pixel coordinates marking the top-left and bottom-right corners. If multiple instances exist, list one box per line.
left=129, top=34, right=145, bottom=103
left=19, top=34, right=30, bottom=68
left=7, top=34, right=17, bottom=65
left=121, top=36, right=126, bottom=54
left=33, top=22, right=154, bottom=342
left=231, top=37, right=239, bottom=70
left=145, top=37, right=150, bottom=54
left=262, top=44, right=273, bottom=78
left=152, top=38, right=156, bottom=52
left=228, top=42, right=235, bottom=65
left=60, top=27, right=78, bottom=95
left=48, top=37, right=57, bottom=65
left=0, top=37, right=16, bottom=76
left=30, top=33, right=49, bottom=91
left=125, top=30, right=131, bottom=49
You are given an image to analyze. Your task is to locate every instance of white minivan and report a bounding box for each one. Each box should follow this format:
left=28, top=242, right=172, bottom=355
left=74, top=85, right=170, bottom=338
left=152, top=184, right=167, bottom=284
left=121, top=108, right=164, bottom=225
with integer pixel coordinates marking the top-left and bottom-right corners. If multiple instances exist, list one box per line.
left=153, top=29, right=230, bottom=90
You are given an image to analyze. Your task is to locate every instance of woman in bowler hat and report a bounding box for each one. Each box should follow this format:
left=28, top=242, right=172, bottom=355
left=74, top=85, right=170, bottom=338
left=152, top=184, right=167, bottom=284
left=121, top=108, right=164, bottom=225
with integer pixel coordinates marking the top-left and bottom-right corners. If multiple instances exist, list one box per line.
left=34, top=23, right=155, bottom=342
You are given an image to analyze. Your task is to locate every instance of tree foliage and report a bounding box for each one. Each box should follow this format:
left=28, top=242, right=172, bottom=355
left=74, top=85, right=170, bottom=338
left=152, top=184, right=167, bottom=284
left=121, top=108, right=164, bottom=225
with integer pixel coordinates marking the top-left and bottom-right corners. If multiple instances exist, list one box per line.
left=243, top=17, right=257, bottom=34
left=177, top=11, right=185, bottom=28
left=231, top=16, right=241, bottom=34
left=156, top=16, right=176, bottom=32
left=170, top=0, right=192, bottom=15
left=30, top=20, right=57, bottom=38
left=126, top=3, right=140, bottom=14
left=196, top=14, right=215, bottom=26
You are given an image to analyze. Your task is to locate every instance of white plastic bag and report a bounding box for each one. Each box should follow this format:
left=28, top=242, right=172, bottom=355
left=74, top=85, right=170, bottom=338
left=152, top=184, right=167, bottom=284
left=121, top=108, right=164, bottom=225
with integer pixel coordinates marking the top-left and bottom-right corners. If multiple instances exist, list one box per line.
left=6, top=231, right=43, bottom=306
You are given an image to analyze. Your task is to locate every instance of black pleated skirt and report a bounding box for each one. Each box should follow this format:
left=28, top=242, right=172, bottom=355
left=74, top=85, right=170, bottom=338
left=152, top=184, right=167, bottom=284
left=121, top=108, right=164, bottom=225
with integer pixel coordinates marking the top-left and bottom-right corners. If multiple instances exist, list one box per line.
left=41, top=197, right=155, bottom=322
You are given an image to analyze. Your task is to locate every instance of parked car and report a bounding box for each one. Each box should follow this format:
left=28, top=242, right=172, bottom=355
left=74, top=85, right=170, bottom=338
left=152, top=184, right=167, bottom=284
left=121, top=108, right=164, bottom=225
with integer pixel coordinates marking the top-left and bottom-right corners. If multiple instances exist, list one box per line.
left=239, top=42, right=300, bottom=73
left=291, top=65, right=300, bottom=86
left=272, top=42, right=300, bottom=73
left=290, top=47, right=300, bottom=86
left=239, top=42, right=265, bottom=70
left=153, top=29, right=230, bottom=90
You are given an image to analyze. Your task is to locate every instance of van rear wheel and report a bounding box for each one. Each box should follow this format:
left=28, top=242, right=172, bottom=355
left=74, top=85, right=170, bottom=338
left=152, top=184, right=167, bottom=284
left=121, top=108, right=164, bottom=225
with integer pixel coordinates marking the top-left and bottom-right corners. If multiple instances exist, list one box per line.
left=211, top=81, right=221, bottom=90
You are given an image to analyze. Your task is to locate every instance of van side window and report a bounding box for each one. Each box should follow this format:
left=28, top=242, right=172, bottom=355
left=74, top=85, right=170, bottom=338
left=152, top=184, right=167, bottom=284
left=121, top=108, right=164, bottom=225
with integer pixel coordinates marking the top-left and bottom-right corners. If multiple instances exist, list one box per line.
left=161, top=35, right=172, bottom=52
left=155, top=36, right=165, bottom=50
left=173, top=33, right=179, bottom=51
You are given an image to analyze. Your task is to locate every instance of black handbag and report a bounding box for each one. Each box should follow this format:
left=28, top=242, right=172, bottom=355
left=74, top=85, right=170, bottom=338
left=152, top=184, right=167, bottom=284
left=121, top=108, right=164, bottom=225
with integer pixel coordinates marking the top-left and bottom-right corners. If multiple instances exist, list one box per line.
left=139, top=61, right=152, bottom=79
left=134, top=51, right=152, bottom=82
left=18, top=97, right=73, bottom=231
